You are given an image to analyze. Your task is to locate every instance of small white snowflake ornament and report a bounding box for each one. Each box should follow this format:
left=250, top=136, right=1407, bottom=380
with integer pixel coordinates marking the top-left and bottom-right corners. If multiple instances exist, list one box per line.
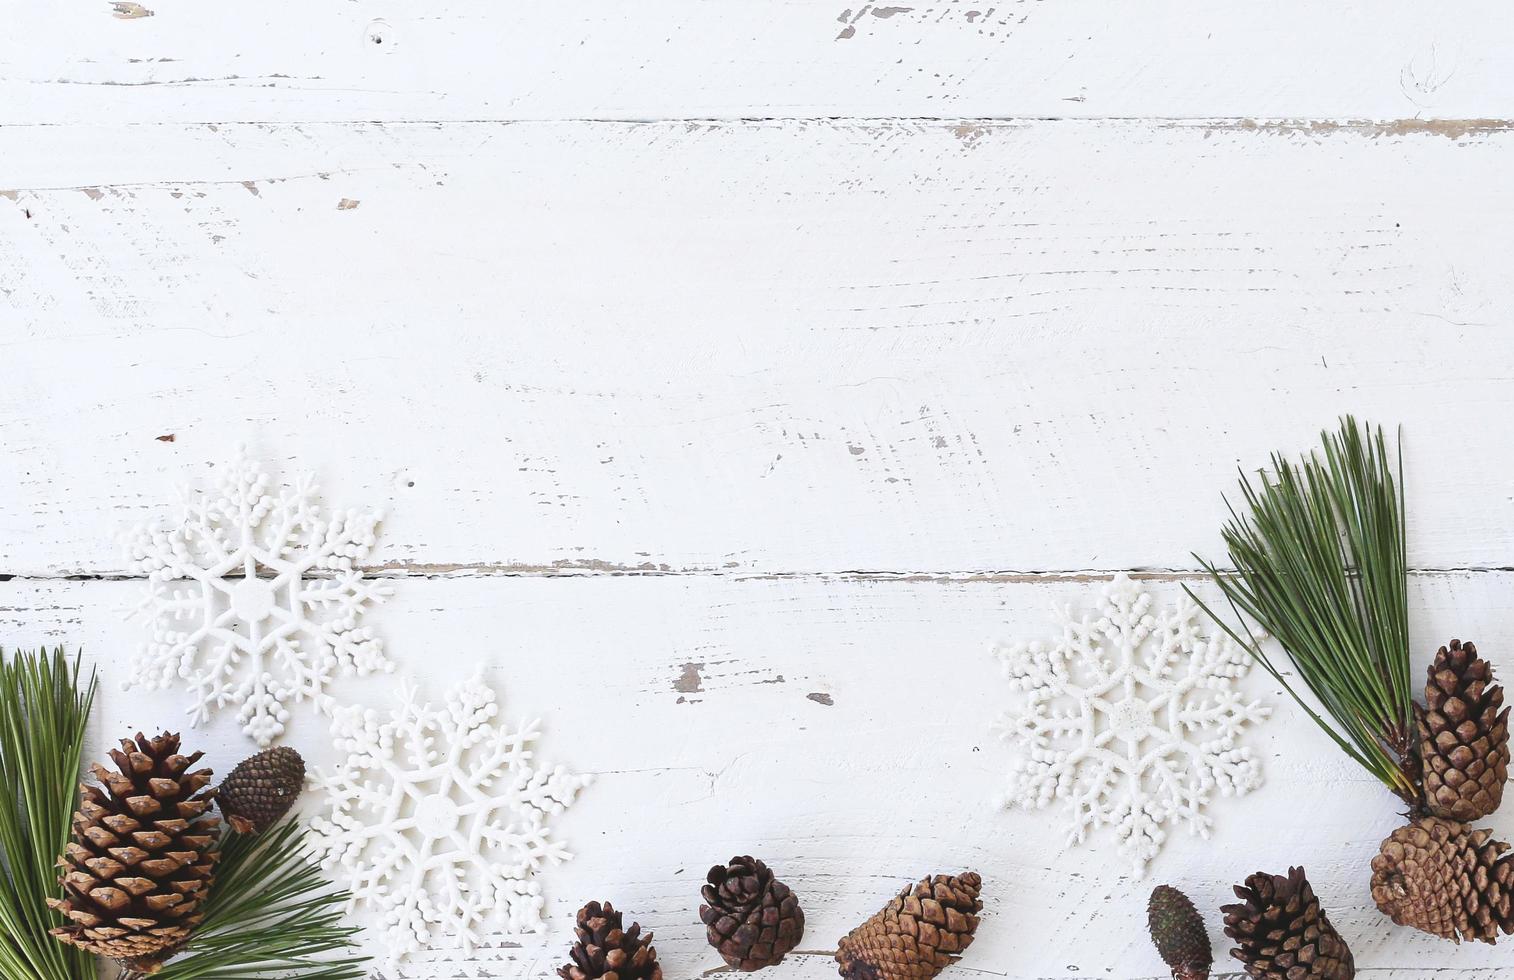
left=123, top=449, right=393, bottom=745
left=308, top=673, right=592, bottom=967
left=992, top=573, right=1271, bottom=875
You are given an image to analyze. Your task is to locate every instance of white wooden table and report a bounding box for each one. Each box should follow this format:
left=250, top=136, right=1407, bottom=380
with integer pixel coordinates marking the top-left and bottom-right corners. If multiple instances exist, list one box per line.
left=4, top=3, right=1514, bottom=977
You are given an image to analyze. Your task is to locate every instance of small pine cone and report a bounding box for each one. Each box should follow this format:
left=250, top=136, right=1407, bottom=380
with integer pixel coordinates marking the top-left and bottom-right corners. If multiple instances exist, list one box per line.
left=835, top=871, right=982, bottom=980
left=1147, top=885, right=1210, bottom=980
left=1371, top=815, right=1514, bottom=943
left=47, top=732, right=220, bottom=974
left=217, top=746, right=305, bottom=834
left=1419, top=640, right=1510, bottom=822
left=558, top=901, right=663, bottom=980
left=1221, top=867, right=1354, bottom=979
left=700, top=855, right=804, bottom=970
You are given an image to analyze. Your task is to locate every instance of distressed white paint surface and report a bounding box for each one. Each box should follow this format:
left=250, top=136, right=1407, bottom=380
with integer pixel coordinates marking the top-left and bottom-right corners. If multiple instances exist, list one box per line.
left=1, top=2, right=1513, bottom=123
left=4, top=122, right=1514, bottom=578
left=3, top=574, right=1513, bottom=979
left=5, top=5, right=1514, bottom=978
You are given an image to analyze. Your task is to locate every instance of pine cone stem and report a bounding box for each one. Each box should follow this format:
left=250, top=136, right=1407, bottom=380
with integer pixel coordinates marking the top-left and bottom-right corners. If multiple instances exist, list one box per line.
left=1392, top=756, right=1428, bottom=815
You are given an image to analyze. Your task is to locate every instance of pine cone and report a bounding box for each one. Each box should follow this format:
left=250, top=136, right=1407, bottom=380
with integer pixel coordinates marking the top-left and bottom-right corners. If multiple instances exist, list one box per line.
left=48, top=732, right=220, bottom=974
left=1147, top=885, right=1210, bottom=980
left=218, top=746, right=305, bottom=834
left=835, top=871, right=982, bottom=980
left=1371, top=815, right=1514, bottom=943
left=1221, top=867, right=1353, bottom=980
left=1419, top=640, right=1510, bottom=822
left=699, top=855, right=804, bottom=970
left=558, top=901, right=663, bottom=980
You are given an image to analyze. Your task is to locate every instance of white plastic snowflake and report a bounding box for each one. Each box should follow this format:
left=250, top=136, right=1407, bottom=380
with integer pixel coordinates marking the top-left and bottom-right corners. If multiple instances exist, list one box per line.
left=123, top=449, right=393, bottom=746
left=308, top=673, right=592, bottom=967
left=992, top=573, right=1271, bottom=875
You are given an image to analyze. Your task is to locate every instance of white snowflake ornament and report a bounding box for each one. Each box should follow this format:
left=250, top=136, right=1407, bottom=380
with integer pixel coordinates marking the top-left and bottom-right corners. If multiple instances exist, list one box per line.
left=308, top=673, right=592, bottom=967
left=123, top=449, right=393, bottom=746
left=992, top=573, right=1271, bottom=875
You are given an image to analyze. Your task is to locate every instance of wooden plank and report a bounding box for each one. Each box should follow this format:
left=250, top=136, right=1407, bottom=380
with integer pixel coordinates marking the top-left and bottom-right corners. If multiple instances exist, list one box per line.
left=3, top=571, right=1511, bottom=978
left=0, top=2, right=1512, bottom=124
left=4, top=119, right=1514, bottom=576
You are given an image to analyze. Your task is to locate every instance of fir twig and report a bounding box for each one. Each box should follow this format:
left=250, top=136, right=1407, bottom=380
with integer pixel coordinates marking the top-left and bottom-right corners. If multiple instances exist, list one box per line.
left=0, top=647, right=97, bottom=980
left=1187, top=417, right=1420, bottom=804
left=147, top=820, right=367, bottom=980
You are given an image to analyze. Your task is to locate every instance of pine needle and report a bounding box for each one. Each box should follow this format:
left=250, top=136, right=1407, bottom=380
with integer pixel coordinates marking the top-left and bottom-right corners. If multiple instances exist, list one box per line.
left=147, top=820, right=368, bottom=980
left=0, top=647, right=97, bottom=980
left=1187, top=417, right=1419, bottom=802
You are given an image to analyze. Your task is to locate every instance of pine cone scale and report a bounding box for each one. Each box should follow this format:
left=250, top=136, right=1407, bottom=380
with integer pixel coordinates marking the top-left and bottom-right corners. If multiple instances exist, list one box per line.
left=559, top=901, right=662, bottom=980
left=836, top=871, right=982, bottom=980
left=48, top=732, right=221, bottom=974
left=1222, top=867, right=1353, bottom=979
left=217, top=746, right=305, bottom=834
left=699, top=856, right=804, bottom=970
left=1371, top=816, right=1514, bottom=943
left=1419, top=641, right=1510, bottom=822
left=1147, top=885, right=1211, bottom=980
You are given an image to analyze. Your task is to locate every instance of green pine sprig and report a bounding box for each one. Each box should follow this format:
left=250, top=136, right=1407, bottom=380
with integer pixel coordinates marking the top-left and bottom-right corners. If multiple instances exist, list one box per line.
left=142, top=820, right=368, bottom=980
left=0, top=647, right=97, bottom=980
left=0, top=647, right=363, bottom=980
left=1187, top=417, right=1420, bottom=804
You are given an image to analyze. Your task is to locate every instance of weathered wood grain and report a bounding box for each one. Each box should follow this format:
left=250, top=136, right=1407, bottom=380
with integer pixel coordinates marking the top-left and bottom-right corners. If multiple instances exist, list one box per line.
left=8, top=4, right=1514, bottom=975
left=3, top=571, right=1510, bottom=978
left=1, top=2, right=1512, bottom=124
left=3, top=119, right=1514, bottom=578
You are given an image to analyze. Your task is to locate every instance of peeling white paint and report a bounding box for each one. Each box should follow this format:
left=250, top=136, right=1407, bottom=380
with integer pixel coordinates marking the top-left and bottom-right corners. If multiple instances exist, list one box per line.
left=109, top=1, right=154, bottom=20
left=0, top=4, right=1507, bottom=122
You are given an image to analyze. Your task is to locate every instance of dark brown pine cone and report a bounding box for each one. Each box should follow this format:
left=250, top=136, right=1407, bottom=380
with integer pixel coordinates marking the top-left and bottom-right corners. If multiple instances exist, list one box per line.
left=1371, top=815, right=1514, bottom=943
left=1221, top=867, right=1353, bottom=979
left=1419, top=640, right=1510, bottom=822
left=558, top=901, right=663, bottom=980
left=1147, top=885, right=1210, bottom=980
left=700, top=855, right=804, bottom=970
left=835, top=871, right=982, bottom=980
left=48, top=732, right=220, bottom=974
left=217, top=746, right=305, bottom=834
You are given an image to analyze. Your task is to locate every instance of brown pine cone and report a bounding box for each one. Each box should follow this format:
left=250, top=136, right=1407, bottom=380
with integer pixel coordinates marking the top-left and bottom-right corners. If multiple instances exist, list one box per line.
left=835, top=871, right=982, bottom=980
left=558, top=901, right=663, bottom=980
left=1371, top=815, right=1514, bottom=943
left=217, top=746, right=305, bottom=834
left=700, top=855, right=804, bottom=970
left=47, top=732, right=220, bottom=974
left=1147, top=885, right=1210, bottom=980
left=1419, top=640, right=1510, bottom=822
left=1221, top=867, right=1353, bottom=979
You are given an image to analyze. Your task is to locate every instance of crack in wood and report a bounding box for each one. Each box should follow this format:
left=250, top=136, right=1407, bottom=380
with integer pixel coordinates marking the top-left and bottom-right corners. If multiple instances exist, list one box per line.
left=5, top=565, right=1514, bottom=583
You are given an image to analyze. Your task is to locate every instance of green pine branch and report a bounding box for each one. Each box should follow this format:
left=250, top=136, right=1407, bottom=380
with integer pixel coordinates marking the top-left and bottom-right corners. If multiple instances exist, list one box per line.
left=143, top=820, right=368, bottom=980
left=1187, top=417, right=1421, bottom=804
left=0, top=648, right=364, bottom=980
left=0, top=647, right=97, bottom=980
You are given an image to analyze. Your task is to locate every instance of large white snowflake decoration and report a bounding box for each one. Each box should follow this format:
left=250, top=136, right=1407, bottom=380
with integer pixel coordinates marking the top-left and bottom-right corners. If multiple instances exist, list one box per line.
left=123, top=449, right=393, bottom=746
left=992, top=573, right=1271, bottom=875
left=308, top=673, right=592, bottom=967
